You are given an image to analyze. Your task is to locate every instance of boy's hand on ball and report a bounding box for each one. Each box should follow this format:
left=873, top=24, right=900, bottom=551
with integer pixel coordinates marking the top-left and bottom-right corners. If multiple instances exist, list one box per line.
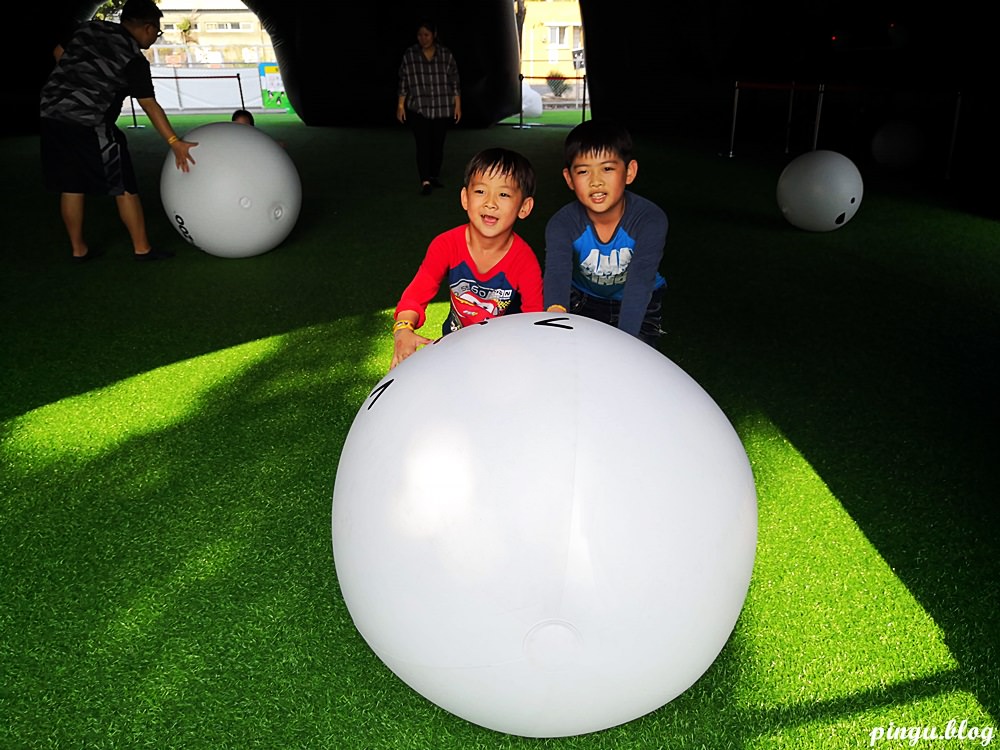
left=390, top=329, right=432, bottom=369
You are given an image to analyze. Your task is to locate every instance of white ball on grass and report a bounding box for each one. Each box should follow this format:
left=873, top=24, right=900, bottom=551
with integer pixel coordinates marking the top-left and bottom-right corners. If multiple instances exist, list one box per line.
left=160, top=122, right=301, bottom=258
left=776, top=149, right=864, bottom=232
left=331, top=312, right=758, bottom=738
left=521, top=80, right=543, bottom=118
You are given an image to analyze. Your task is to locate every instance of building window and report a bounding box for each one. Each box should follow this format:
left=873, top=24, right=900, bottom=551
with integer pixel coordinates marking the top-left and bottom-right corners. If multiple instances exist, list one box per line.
left=547, top=24, right=582, bottom=49
left=202, top=21, right=254, bottom=32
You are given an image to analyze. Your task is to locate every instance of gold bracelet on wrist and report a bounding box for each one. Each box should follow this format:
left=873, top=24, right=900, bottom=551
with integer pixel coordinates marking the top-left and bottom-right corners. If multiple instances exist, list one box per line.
left=392, top=320, right=415, bottom=333
left=167, top=135, right=179, bottom=145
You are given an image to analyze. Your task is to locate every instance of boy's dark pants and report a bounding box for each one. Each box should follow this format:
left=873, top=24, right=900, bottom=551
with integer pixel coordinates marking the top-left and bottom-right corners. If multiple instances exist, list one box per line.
left=569, top=287, right=664, bottom=347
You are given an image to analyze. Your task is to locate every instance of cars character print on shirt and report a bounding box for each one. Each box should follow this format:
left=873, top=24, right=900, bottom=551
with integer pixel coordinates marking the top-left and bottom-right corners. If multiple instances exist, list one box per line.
left=449, top=277, right=515, bottom=324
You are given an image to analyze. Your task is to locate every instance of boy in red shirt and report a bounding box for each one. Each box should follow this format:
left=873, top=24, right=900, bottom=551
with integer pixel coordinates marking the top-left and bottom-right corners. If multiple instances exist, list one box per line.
left=390, top=148, right=542, bottom=369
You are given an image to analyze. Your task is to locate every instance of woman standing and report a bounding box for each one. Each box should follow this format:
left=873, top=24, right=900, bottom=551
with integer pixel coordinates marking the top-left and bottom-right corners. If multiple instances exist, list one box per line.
left=397, top=21, right=462, bottom=196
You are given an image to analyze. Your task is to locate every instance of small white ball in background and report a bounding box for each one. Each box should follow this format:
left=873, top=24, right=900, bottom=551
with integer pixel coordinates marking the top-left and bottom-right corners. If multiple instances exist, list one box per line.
left=160, top=122, right=301, bottom=258
left=776, top=149, right=864, bottom=232
left=331, top=312, right=758, bottom=738
left=521, top=80, right=543, bottom=118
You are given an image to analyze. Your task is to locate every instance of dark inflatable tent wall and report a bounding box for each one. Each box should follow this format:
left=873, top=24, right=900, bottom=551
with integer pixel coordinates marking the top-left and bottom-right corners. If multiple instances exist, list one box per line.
left=244, top=0, right=522, bottom=128
left=8, top=0, right=746, bottom=137
left=11, top=0, right=995, bottom=197
left=13, top=0, right=538, bottom=135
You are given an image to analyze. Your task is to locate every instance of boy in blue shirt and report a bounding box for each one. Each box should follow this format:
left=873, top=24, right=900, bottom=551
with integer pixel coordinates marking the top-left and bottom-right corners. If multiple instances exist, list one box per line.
left=543, top=120, right=667, bottom=346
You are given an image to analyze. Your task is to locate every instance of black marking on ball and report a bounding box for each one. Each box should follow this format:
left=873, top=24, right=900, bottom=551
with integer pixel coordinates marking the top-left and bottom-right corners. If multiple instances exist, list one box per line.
left=534, top=317, right=574, bottom=330
left=367, top=379, right=394, bottom=410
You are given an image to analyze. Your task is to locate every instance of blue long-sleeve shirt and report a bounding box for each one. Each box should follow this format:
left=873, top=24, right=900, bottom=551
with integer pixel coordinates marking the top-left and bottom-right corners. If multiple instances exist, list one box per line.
left=543, top=191, right=667, bottom=337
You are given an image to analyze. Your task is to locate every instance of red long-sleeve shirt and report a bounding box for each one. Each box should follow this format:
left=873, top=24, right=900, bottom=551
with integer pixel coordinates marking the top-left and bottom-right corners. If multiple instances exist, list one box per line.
left=395, top=225, right=543, bottom=333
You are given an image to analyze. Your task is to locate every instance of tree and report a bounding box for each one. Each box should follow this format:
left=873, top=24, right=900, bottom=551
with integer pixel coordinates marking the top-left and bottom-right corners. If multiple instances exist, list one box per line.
left=93, top=0, right=129, bottom=20
left=515, top=0, right=526, bottom=54
left=546, top=70, right=569, bottom=97
left=177, top=16, right=195, bottom=43
left=94, top=0, right=162, bottom=20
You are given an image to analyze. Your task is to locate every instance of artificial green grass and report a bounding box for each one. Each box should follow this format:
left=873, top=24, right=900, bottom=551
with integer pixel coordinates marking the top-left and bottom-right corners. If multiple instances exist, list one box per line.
left=498, top=108, right=591, bottom=128
left=2, top=112, right=998, bottom=749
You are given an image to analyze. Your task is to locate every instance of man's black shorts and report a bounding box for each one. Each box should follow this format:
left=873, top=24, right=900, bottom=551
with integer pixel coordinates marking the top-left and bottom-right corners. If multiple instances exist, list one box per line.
left=40, top=117, right=139, bottom=196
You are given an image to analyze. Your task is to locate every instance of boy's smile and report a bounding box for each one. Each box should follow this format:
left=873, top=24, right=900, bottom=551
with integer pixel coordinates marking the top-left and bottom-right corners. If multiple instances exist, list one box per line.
left=461, top=169, right=534, bottom=243
left=563, top=149, right=638, bottom=221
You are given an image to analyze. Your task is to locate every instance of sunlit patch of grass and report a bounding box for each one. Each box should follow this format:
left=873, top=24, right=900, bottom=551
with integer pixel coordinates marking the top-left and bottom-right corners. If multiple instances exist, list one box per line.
left=1, top=337, right=282, bottom=473
left=737, top=413, right=956, bottom=704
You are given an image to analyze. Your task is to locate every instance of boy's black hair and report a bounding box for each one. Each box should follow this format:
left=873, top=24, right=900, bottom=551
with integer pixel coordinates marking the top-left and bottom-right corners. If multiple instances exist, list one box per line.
left=120, top=0, right=163, bottom=23
left=232, top=108, right=255, bottom=125
left=463, top=148, right=536, bottom=199
left=563, top=119, right=634, bottom=169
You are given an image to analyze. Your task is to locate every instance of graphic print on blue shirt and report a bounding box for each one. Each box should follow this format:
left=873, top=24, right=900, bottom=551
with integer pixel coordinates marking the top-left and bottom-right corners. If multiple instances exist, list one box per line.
left=572, top=225, right=637, bottom=301
left=445, top=261, right=517, bottom=332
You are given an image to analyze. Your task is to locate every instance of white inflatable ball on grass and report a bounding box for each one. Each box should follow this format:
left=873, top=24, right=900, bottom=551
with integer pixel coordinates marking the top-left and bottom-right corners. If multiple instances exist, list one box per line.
left=160, top=122, right=301, bottom=258
left=776, top=149, right=863, bottom=232
left=331, top=312, right=758, bottom=738
left=521, top=80, right=543, bottom=118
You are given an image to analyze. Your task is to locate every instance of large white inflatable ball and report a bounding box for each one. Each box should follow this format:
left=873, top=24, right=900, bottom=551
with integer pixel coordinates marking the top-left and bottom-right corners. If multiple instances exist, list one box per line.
left=160, top=122, right=301, bottom=258
left=331, top=312, right=758, bottom=738
left=776, top=149, right=863, bottom=232
left=521, top=79, right=543, bottom=118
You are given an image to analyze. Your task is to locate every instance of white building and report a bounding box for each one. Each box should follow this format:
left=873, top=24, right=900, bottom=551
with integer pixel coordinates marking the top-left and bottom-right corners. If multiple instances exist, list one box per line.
left=152, top=0, right=276, bottom=66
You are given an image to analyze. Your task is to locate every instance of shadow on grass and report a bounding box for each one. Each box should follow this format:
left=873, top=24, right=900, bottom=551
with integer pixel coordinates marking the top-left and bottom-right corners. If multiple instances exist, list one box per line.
left=0, top=315, right=401, bottom=747
left=658, top=143, right=1000, bottom=724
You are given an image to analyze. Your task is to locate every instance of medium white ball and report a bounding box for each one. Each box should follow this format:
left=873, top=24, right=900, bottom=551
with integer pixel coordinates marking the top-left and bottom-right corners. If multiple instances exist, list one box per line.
left=776, top=149, right=863, bottom=232
left=521, top=80, right=543, bottom=118
left=160, top=122, right=301, bottom=258
left=331, top=313, right=758, bottom=738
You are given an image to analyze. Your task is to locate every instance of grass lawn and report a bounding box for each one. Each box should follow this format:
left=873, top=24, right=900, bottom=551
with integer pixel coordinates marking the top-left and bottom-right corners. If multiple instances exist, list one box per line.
left=1, top=111, right=998, bottom=749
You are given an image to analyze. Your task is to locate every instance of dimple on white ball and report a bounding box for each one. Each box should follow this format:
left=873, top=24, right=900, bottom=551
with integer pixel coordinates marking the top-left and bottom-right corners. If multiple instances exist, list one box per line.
left=331, top=313, right=758, bottom=738
left=776, top=149, right=863, bottom=232
left=160, top=121, right=301, bottom=258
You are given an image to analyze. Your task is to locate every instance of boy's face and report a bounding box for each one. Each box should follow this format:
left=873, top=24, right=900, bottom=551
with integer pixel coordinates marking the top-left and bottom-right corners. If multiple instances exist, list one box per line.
left=461, top=169, right=534, bottom=241
left=563, top=149, right=637, bottom=219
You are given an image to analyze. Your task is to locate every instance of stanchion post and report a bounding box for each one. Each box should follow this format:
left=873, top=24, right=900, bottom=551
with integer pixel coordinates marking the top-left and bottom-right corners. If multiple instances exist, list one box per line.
left=173, top=67, right=183, bottom=111
left=811, top=82, right=825, bottom=150
left=581, top=74, right=587, bottom=123
left=784, top=81, right=796, bottom=154
left=515, top=73, right=525, bottom=129
left=725, top=80, right=739, bottom=158
left=126, top=97, right=143, bottom=129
